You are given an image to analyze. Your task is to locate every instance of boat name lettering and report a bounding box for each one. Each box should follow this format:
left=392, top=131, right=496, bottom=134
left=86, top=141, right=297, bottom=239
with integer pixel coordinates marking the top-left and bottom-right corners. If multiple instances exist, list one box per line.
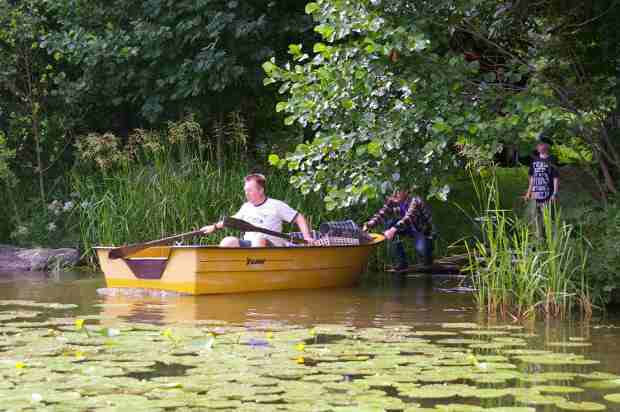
left=246, top=258, right=266, bottom=265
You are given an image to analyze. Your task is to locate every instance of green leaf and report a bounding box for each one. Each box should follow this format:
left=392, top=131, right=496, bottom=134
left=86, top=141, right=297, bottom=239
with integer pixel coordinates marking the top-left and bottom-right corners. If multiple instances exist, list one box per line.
left=341, top=99, right=354, bottom=110
left=305, top=3, right=320, bottom=14
left=268, top=154, right=280, bottom=166
left=284, top=115, right=297, bottom=126
left=262, top=60, right=276, bottom=74
left=314, top=24, right=334, bottom=40
left=313, top=43, right=327, bottom=53
left=275, top=101, right=288, bottom=113
left=288, top=44, right=303, bottom=56
left=368, top=141, right=381, bottom=158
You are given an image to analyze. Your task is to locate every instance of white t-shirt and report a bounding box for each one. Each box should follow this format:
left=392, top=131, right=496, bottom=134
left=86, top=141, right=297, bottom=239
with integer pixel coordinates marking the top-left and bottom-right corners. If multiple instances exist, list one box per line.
left=233, top=198, right=298, bottom=246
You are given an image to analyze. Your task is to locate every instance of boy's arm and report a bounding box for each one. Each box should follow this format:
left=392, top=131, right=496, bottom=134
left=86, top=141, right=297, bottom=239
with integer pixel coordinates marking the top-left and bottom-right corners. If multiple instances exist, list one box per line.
left=524, top=176, right=534, bottom=199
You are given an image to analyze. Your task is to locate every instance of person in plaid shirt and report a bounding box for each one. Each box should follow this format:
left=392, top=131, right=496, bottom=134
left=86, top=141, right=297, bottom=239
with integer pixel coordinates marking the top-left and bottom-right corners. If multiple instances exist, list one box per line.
left=363, top=189, right=433, bottom=270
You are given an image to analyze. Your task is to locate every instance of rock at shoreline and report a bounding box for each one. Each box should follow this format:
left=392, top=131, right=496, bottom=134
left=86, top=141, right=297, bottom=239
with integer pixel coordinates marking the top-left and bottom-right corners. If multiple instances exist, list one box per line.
left=0, top=245, right=79, bottom=272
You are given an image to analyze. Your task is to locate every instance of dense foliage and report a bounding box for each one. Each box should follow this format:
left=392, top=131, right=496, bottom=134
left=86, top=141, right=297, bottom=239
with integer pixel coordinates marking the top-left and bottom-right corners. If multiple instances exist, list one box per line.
left=0, top=0, right=312, bottom=242
left=266, top=0, right=620, bottom=208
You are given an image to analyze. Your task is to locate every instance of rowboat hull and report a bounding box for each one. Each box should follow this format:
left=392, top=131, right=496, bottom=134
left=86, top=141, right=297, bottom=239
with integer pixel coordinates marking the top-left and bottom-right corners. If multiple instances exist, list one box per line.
left=94, top=234, right=384, bottom=295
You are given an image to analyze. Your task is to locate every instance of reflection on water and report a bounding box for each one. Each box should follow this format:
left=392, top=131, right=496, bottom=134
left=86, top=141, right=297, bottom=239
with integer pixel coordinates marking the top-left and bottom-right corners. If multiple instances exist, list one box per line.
left=97, top=276, right=476, bottom=327
left=0, top=271, right=477, bottom=326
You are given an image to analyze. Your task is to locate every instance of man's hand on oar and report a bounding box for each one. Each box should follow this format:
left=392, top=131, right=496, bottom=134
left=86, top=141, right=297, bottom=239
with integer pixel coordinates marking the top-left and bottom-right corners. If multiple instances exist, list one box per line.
left=200, top=221, right=224, bottom=235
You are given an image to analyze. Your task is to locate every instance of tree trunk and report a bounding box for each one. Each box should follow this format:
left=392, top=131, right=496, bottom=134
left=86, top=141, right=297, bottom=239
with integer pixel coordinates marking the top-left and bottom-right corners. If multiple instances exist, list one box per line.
left=31, top=102, right=45, bottom=205
left=599, top=157, right=618, bottom=195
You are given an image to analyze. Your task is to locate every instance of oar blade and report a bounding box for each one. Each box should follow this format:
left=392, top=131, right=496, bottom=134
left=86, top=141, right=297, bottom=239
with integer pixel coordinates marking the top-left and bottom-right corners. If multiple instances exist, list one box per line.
left=108, top=229, right=206, bottom=260
left=109, top=244, right=143, bottom=260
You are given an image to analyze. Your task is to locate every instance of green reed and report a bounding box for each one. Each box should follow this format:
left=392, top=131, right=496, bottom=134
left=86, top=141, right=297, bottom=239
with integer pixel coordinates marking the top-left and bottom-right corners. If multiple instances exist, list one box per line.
left=464, top=167, right=590, bottom=319
left=72, top=154, right=392, bottom=267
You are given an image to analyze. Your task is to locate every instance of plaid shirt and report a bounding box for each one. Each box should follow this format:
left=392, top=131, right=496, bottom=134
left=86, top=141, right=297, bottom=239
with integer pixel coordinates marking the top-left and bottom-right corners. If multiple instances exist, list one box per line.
left=366, top=196, right=432, bottom=235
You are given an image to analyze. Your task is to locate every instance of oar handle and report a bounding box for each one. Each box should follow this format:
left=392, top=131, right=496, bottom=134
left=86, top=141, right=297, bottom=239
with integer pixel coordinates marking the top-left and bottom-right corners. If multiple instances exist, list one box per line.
left=223, top=217, right=308, bottom=245
left=109, top=229, right=205, bottom=260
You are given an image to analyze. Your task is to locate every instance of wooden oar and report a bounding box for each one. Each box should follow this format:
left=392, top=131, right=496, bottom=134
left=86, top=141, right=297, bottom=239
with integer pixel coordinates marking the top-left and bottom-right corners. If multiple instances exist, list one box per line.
left=223, top=217, right=308, bottom=245
left=108, top=229, right=205, bottom=260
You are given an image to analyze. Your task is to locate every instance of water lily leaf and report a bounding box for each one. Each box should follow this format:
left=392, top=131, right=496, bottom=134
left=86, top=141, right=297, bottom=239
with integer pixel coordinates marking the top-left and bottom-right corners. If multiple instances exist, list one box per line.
left=437, top=338, right=485, bottom=345
left=555, top=401, right=606, bottom=411
left=441, top=323, right=480, bottom=329
left=580, top=372, right=620, bottom=380
left=0, top=300, right=78, bottom=309
left=492, top=337, right=527, bottom=345
left=411, top=331, right=458, bottom=336
left=504, top=349, right=551, bottom=356
left=547, top=341, right=592, bottom=347
left=582, top=379, right=620, bottom=390
left=532, top=385, right=583, bottom=394
left=435, top=404, right=485, bottom=412
left=461, top=330, right=509, bottom=336
left=516, top=354, right=596, bottom=365
left=603, top=393, right=620, bottom=403
left=399, top=384, right=475, bottom=398
left=510, top=333, right=537, bottom=338
left=515, top=393, right=566, bottom=405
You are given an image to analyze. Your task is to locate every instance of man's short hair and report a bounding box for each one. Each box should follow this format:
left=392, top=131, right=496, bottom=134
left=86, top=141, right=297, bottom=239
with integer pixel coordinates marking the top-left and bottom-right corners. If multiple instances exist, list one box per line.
left=536, top=143, right=550, bottom=154
left=244, top=173, right=266, bottom=189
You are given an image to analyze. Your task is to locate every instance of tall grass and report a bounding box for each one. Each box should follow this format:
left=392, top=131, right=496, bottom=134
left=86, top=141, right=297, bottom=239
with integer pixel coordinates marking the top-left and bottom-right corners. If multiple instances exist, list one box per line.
left=72, top=156, right=390, bottom=266
left=464, top=167, right=591, bottom=319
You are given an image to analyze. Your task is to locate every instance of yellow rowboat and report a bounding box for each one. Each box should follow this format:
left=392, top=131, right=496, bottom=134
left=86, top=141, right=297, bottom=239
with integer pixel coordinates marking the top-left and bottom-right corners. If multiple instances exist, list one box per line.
left=94, top=234, right=384, bottom=295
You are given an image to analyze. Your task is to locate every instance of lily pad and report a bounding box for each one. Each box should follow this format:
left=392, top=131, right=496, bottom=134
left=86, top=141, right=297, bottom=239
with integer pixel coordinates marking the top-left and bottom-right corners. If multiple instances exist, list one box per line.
left=441, top=323, right=480, bottom=329
left=603, top=393, right=620, bottom=403
left=547, top=341, right=592, bottom=348
left=555, top=401, right=606, bottom=411
left=435, top=404, right=485, bottom=412
left=582, top=379, right=620, bottom=390
left=532, top=385, right=584, bottom=394
left=579, top=372, right=620, bottom=380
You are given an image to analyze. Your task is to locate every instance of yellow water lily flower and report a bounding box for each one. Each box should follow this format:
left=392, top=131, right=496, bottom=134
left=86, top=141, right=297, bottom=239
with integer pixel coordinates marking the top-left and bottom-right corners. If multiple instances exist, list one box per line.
left=296, top=356, right=305, bottom=364
left=266, top=331, right=273, bottom=339
left=74, top=351, right=84, bottom=359
left=74, top=319, right=85, bottom=330
left=466, top=354, right=478, bottom=365
left=15, top=361, right=25, bottom=369
left=162, top=328, right=173, bottom=338
left=296, top=343, right=306, bottom=352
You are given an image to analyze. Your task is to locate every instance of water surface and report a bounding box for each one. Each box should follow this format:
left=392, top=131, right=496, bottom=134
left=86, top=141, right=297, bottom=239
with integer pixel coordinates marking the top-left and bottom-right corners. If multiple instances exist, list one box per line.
left=3, top=270, right=620, bottom=410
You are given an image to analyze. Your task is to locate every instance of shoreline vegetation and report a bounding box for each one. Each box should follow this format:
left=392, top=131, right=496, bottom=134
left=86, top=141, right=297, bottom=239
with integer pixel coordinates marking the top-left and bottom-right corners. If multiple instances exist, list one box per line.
left=463, top=168, right=592, bottom=320
left=2, top=0, right=619, bottom=320
left=2, top=117, right=618, bottom=318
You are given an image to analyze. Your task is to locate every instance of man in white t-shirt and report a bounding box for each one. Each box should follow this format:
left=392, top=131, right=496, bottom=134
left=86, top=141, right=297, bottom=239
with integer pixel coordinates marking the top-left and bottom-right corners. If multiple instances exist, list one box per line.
left=200, top=173, right=314, bottom=247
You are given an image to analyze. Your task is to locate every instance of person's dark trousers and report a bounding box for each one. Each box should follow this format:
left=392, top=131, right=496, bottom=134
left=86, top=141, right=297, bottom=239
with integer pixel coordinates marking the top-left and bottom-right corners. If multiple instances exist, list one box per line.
left=386, top=220, right=433, bottom=268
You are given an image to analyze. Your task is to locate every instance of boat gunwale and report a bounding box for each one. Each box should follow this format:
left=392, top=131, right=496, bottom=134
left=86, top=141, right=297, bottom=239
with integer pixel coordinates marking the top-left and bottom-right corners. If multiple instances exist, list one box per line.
left=94, top=234, right=385, bottom=251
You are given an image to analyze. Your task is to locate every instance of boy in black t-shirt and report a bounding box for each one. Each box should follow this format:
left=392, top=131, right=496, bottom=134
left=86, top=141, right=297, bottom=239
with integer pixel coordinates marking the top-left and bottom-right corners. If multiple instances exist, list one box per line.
left=524, top=143, right=559, bottom=236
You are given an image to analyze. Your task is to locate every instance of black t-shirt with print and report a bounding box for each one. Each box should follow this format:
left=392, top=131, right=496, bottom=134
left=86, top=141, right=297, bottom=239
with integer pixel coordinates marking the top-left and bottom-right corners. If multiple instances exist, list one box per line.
left=528, top=156, right=558, bottom=202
